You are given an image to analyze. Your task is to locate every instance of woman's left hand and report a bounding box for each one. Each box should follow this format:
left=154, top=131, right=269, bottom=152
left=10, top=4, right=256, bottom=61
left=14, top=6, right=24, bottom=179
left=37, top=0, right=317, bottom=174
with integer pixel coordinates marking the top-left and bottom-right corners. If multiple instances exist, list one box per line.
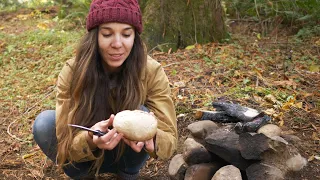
left=122, top=137, right=155, bottom=153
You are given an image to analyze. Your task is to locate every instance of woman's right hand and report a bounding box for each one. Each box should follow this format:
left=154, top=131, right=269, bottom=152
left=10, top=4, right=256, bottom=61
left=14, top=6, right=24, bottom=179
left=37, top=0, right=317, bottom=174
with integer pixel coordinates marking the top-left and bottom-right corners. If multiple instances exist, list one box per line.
left=86, top=114, right=123, bottom=150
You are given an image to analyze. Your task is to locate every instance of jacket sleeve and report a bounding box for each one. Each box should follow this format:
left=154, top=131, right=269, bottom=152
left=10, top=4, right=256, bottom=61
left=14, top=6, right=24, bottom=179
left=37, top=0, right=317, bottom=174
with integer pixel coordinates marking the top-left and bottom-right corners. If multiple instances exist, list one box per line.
left=145, top=60, right=178, bottom=160
left=56, top=59, right=102, bottom=162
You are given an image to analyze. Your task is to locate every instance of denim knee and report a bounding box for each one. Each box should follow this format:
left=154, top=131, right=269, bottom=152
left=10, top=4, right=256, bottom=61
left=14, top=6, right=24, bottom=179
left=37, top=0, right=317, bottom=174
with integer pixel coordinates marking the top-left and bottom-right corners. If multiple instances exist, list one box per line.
left=33, top=110, right=57, bottom=161
left=140, top=105, right=149, bottom=113
left=119, top=146, right=149, bottom=175
left=33, top=110, right=56, bottom=141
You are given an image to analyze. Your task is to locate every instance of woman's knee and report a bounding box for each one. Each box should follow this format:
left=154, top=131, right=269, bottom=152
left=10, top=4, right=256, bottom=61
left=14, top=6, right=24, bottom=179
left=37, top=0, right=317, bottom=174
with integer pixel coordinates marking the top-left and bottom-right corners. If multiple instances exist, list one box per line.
left=33, top=110, right=55, bottom=134
left=140, top=105, right=149, bottom=112
left=33, top=110, right=58, bottom=161
left=33, top=110, right=56, bottom=145
left=120, top=147, right=149, bottom=175
left=63, top=162, right=94, bottom=179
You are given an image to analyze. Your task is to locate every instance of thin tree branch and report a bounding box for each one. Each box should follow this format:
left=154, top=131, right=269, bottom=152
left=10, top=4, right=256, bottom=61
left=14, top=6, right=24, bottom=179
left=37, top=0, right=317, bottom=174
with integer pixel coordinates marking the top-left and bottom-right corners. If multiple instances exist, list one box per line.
left=148, top=43, right=176, bottom=54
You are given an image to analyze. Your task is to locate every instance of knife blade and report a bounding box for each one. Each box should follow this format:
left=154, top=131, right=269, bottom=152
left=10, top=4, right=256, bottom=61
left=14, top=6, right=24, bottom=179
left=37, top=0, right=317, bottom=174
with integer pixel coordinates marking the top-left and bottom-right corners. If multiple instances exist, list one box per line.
left=68, top=124, right=106, bottom=137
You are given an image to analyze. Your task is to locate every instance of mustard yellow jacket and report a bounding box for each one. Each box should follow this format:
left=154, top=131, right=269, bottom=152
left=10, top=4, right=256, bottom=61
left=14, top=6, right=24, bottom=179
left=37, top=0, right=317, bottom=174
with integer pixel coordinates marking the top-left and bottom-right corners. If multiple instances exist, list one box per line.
left=55, top=56, right=177, bottom=162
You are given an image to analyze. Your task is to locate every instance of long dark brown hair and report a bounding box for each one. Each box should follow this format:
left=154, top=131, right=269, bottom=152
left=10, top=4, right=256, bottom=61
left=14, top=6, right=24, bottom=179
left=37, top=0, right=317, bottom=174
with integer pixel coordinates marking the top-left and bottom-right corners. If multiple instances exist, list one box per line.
left=56, top=27, right=147, bottom=170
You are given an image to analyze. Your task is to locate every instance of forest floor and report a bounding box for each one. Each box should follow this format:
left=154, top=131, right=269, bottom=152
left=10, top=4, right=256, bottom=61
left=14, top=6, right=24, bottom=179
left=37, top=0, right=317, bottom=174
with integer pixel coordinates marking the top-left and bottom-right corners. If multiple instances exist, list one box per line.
left=0, top=8, right=319, bottom=180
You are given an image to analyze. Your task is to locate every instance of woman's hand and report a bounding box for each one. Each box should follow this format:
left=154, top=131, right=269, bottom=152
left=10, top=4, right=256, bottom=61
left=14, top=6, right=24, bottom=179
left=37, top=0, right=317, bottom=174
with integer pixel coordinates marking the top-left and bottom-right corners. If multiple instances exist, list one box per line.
left=122, top=137, right=155, bottom=153
left=86, top=114, right=123, bottom=150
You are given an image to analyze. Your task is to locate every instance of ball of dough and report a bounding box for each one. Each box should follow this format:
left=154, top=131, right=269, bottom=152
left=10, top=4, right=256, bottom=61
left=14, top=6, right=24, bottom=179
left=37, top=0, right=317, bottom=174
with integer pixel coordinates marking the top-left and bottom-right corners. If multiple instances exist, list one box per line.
left=113, top=110, right=157, bottom=141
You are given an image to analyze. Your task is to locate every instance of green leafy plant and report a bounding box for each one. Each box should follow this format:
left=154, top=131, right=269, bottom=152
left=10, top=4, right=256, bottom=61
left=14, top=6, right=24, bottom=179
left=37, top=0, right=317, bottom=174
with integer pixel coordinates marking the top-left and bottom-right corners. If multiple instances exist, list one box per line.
left=225, top=0, right=320, bottom=37
left=295, top=25, right=320, bottom=40
left=61, top=0, right=91, bottom=20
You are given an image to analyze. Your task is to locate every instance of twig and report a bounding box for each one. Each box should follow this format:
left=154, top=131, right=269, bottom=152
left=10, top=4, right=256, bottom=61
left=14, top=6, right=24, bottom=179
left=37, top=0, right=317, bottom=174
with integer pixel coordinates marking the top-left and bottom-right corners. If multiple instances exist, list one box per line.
left=192, top=6, right=197, bottom=44
left=163, top=62, right=180, bottom=68
left=255, top=75, right=259, bottom=87
left=7, top=86, right=56, bottom=143
left=148, top=43, right=176, bottom=54
left=22, top=152, right=43, bottom=180
left=254, top=0, right=260, bottom=20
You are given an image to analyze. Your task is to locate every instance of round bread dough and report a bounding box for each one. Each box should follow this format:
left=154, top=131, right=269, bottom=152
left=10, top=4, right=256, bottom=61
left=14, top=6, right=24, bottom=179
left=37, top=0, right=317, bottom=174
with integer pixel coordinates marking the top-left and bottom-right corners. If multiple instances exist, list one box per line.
left=113, top=110, right=157, bottom=141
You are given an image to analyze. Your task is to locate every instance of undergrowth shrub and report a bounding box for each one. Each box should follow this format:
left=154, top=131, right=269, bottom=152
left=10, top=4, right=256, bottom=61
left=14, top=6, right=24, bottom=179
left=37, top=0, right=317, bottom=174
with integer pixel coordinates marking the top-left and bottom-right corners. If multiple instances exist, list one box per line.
left=225, top=0, right=320, bottom=38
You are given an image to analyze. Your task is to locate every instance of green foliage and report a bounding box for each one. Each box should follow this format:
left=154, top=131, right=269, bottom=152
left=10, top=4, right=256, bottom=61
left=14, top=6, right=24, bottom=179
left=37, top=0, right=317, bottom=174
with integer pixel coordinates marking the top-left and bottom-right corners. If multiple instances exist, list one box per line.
left=225, top=0, right=320, bottom=37
left=0, top=0, right=57, bottom=10
left=26, top=0, right=55, bottom=8
left=203, top=56, right=213, bottom=65
left=0, top=0, right=22, bottom=11
left=226, top=0, right=320, bottom=22
left=295, top=25, right=320, bottom=40
left=58, top=0, right=91, bottom=20
left=0, top=19, right=84, bottom=127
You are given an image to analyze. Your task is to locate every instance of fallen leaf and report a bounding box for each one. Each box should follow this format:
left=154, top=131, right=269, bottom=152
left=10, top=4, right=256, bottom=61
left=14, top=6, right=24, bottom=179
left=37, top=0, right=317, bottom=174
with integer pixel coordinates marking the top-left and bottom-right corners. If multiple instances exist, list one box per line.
left=22, top=152, right=36, bottom=159
left=311, top=123, right=318, bottom=131
left=12, top=142, right=21, bottom=152
left=174, top=81, right=186, bottom=87
left=308, top=155, right=315, bottom=162
left=264, top=94, right=280, bottom=104
left=295, top=102, right=303, bottom=109
left=309, top=65, right=319, bottom=72
left=233, top=70, right=241, bottom=77
left=185, top=45, right=195, bottom=50
left=276, top=113, right=285, bottom=126
left=264, top=108, right=276, bottom=116
left=302, top=92, right=314, bottom=98
left=253, top=95, right=264, bottom=103
left=316, top=39, right=320, bottom=46
left=273, top=79, right=297, bottom=89
left=37, top=22, right=48, bottom=30
left=254, top=68, right=263, bottom=79
left=209, top=77, right=215, bottom=85
left=16, top=14, right=30, bottom=20
left=312, top=132, right=320, bottom=141
left=177, top=114, right=186, bottom=118
left=279, top=119, right=284, bottom=127
left=282, top=97, right=296, bottom=111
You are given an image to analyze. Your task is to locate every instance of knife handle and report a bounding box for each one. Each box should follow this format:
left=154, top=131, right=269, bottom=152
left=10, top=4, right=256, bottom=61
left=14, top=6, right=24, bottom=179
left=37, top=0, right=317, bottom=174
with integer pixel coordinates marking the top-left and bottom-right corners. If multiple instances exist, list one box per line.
left=93, top=130, right=106, bottom=137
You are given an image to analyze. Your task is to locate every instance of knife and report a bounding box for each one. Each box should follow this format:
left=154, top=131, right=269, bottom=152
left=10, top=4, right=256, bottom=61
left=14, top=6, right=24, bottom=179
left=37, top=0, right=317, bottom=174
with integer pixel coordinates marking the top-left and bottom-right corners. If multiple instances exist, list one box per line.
left=68, top=124, right=106, bottom=137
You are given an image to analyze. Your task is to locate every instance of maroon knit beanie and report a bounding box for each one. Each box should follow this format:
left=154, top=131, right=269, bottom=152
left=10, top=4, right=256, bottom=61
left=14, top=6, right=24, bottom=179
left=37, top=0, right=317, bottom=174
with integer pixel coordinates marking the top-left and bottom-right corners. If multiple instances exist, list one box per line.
left=86, top=0, right=143, bottom=34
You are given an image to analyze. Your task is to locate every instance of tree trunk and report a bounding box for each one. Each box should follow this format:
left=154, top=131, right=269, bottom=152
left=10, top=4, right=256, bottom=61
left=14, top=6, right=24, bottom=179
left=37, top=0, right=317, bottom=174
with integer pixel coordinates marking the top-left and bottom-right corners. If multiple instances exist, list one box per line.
left=141, top=0, right=229, bottom=52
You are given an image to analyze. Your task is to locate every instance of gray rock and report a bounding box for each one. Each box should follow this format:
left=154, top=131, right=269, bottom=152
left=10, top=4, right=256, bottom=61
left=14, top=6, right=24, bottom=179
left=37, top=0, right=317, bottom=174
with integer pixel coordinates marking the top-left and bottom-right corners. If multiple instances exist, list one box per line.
left=184, top=163, right=221, bottom=180
left=212, top=165, right=242, bottom=180
left=187, top=120, right=218, bottom=139
left=286, top=154, right=307, bottom=172
left=205, top=128, right=254, bottom=170
left=183, top=138, right=212, bottom=165
left=269, top=136, right=288, bottom=145
left=280, top=134, right=301, bottom=145
left=239, top=133, right=271, bottom=160
left=257, top=124, right=282, bottom=138
left=168, top=154, right=188, bottom=180
left=246, top=163, right=284, bottom=180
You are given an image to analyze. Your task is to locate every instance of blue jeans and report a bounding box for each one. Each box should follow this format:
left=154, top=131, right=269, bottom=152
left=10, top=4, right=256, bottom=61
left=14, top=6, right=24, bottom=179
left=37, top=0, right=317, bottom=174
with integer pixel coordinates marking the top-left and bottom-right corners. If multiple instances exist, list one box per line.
left=32, top=109, right=149, bottom=179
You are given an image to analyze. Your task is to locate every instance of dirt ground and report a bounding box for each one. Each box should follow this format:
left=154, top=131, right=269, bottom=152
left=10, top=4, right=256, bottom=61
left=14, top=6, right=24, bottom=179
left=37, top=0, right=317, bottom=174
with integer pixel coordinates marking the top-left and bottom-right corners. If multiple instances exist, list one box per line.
left=0, top=8, right=319, bottom=180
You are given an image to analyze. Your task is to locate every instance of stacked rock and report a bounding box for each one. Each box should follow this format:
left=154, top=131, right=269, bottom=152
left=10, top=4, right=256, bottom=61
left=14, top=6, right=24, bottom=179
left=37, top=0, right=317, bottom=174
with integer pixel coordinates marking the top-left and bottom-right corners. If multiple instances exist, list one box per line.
left=168, top=120, right=307, bottom=180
